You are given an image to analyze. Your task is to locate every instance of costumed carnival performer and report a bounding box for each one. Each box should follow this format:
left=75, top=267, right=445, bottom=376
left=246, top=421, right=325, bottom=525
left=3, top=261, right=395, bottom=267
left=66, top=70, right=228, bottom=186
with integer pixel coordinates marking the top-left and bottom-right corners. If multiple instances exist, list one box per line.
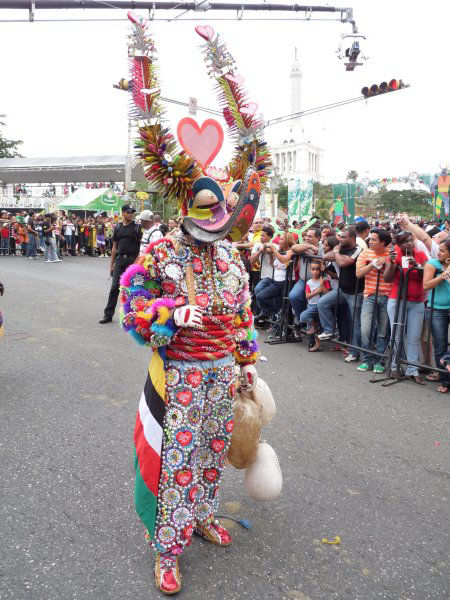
left=117, top=14, right=272, bottom=595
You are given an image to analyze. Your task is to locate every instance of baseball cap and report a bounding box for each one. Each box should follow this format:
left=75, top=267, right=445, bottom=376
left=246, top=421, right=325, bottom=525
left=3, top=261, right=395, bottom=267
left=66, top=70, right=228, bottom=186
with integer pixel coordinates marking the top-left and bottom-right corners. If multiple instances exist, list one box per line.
left=121, top=204, right=136, bottom=213
left=139, top=209, right=154, bottom=221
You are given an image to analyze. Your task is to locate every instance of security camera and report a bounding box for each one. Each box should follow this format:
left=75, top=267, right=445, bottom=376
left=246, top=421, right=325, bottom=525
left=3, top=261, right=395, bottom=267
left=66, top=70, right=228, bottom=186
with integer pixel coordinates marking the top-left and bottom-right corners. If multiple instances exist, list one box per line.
left=345, top=41, right=360, bottom=62
left=338, top=33, right=367, bottom=71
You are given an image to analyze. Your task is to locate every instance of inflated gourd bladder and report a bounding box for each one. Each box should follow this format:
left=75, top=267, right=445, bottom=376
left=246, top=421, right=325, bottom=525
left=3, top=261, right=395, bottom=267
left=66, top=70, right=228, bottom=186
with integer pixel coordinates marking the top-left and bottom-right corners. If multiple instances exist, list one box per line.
left=227, top=377, right=282, bottom=501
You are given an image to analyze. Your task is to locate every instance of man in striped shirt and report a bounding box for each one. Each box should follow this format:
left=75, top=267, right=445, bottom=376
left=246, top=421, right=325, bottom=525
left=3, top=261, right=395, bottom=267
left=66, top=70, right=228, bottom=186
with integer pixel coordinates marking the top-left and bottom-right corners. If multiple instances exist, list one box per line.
left=355, top=228, right=393, bottom=373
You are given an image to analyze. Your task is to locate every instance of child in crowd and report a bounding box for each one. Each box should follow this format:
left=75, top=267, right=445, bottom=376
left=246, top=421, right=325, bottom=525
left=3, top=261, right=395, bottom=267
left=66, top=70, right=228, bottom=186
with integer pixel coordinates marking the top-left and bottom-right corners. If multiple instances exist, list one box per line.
left=300, top=259, right=331, bottom=352
left=18, top=223, right=28, bottom=256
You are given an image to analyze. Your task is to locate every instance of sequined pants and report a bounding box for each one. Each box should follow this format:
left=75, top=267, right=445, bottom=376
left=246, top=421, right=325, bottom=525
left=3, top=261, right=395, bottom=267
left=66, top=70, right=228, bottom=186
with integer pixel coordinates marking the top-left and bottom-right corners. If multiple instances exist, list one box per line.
left=152, top=355, right=235, bottom=553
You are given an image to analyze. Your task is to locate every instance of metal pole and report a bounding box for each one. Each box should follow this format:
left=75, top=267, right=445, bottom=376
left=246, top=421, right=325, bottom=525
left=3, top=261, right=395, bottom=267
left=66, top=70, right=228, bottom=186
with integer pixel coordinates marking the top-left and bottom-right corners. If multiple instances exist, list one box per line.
left=125, top=119, right=132, bottom=199
left=0, top=1, right=350, bottom=13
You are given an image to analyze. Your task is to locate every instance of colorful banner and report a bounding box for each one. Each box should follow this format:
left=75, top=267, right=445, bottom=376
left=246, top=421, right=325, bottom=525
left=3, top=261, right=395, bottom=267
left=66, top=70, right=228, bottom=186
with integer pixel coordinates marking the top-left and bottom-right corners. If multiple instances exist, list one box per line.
left=288, top=179, right=313, bottom=222
left=332, top=183, right=358, bottom=224
left=435, top=173, right=450, bottom=218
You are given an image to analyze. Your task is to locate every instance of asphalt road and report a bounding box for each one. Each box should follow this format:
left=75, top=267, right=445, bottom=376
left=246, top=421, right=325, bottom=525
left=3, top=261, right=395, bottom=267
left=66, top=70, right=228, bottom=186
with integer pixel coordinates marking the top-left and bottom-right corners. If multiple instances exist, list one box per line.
left=1, top=255, right=449, bottom=600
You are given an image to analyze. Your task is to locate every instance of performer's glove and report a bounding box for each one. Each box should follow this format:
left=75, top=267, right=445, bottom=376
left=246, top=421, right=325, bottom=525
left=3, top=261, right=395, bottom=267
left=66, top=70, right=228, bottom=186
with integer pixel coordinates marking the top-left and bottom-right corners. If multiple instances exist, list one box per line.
left=173, top=305, right=203, bottom=329
left=240, top=364, right=258, bottom=392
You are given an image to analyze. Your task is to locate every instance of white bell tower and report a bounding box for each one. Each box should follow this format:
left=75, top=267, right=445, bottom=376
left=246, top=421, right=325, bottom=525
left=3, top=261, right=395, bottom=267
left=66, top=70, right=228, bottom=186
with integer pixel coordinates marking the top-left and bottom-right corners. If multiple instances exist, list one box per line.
left=290, top=47, right=302, bottom=119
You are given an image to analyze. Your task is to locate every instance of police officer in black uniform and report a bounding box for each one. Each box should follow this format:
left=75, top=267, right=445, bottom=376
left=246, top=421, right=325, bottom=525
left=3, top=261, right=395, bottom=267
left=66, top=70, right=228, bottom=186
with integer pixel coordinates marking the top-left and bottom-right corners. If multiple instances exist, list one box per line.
left=99, top=204, right=142, bottom=323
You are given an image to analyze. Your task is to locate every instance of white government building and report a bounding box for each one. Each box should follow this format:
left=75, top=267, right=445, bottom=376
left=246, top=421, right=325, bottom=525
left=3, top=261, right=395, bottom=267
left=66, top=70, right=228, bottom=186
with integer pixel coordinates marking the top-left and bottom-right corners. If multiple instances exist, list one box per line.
left=269, top=49, right=323, bottom=184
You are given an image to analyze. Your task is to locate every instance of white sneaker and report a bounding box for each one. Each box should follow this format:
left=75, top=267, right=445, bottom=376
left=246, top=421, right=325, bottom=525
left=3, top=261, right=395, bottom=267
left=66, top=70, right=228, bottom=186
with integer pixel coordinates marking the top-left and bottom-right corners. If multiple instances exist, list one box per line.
left=45, top=259, right=51, bottom=262
left=51, top=259, right=61, bottom=262
left=344, top=355, right=358, bottom=363
left=317, top=332, right=333, bottom=341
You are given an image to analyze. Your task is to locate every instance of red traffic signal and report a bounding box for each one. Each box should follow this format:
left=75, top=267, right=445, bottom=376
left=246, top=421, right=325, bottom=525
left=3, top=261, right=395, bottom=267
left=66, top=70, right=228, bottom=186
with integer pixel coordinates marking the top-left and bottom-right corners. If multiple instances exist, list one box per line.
left=361, top=79, right=405, bottom=98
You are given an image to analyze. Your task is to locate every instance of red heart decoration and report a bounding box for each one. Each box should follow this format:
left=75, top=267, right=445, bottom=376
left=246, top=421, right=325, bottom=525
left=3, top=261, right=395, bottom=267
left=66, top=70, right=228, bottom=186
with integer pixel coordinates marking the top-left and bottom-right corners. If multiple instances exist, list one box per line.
left=176, top=470, right=193, bottom=486
left=175, top=295, right=186, bottom=307
left=176, top=430, right=193, bottom=446
left=176, top=389, right=193, bottom=406
left=195, top=293, right=209, bottom=308
left=211, top=439, right=225, bottom=453
left=186, top=371, right=203, bottom=388
left=242, top=205, right=256, bottom=221
left=223, top=291, right=235, bottom=306
left=203, top=468, right=218, bottom=483
left=216, top=259, right=228, bottom=273
left=188, top=484, right=203, bottom=502
left=177, top=118, right=224, bottom=167
left=195, top=25, right=214, bottom=41
left=162, top=280, right=176, bottom=294
left=225, top=419, right=234, bottom=433
left=192, top=257, right=203, bottom=273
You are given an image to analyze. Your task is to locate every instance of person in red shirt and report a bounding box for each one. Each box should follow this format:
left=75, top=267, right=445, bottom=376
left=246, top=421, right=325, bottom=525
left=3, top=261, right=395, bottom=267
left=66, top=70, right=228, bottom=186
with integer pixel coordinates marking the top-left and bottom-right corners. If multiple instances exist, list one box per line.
left=384, top=232, right=428, bottom=383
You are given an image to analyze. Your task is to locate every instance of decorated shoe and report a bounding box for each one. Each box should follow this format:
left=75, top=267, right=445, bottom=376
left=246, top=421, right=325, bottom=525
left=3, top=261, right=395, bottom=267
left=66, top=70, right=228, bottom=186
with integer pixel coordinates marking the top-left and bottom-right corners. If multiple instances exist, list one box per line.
left=194, top=519, right=232, bottom=547
left=154, top=551, right=182, bottom=595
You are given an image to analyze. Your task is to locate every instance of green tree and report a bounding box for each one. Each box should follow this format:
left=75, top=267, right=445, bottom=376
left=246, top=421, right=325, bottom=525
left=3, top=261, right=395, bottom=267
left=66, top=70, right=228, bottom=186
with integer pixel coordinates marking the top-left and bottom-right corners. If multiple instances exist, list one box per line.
left=346, top=170, right=358, bottom=182
left=314, top=197, right=332, bottom=221
left=277, top=184, right=288, bottom=209
left=371, top=187, right=433, bottom=219
left=313, top=182, right=333, bottom=221
left=0, top=115, right=23, bottom=158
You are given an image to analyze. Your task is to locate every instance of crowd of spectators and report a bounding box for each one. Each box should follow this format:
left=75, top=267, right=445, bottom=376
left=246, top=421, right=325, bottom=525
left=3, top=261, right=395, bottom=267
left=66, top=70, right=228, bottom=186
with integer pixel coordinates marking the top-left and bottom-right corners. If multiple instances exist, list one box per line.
left=0, top=209, right=173, bottom=261
left=238, top=214, right=450, bottom=394
left=2, top=205, right=449, bottom=392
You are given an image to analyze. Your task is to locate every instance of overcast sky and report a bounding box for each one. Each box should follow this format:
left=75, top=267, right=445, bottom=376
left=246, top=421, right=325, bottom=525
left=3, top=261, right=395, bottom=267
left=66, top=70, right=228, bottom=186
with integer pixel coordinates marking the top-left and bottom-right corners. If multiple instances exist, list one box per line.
left=0, top=0, right=448, bottom=182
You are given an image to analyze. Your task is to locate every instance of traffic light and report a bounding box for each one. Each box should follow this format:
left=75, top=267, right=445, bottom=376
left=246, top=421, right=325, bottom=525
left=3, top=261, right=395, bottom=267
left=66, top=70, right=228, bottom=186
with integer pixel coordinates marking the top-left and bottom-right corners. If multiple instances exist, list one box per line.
left=361, top=79, right=405, bottom=98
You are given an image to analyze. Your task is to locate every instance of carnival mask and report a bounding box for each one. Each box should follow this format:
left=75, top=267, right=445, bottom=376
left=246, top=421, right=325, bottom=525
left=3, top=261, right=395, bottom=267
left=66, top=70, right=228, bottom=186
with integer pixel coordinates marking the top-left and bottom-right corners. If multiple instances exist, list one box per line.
left=124, top=13, right=271, bottom=243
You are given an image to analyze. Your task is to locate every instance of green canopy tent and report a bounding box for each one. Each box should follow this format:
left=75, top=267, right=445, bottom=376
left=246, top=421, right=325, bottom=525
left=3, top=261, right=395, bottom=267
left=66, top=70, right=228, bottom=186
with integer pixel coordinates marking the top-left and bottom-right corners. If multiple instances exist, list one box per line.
left=57, top=187, right=124, bottom=215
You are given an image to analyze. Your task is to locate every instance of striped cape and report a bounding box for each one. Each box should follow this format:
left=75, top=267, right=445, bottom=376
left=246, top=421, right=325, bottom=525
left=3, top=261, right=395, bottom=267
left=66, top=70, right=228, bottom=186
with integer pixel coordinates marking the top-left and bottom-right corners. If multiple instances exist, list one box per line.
left=133, top=347, right=166, bottom=537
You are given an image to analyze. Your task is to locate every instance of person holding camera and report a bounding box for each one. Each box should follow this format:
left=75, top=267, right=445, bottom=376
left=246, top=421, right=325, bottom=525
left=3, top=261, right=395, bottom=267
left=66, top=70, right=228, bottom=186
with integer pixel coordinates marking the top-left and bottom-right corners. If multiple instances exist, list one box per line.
left=42, top=214, right=60, bottom=263
left=383, top=232, right=428, bottom=383
left=99, top=205, right=142, bottom=324
left=423, top=237, right=450, bottom=393
left=251, top=225, right=275, bottom=324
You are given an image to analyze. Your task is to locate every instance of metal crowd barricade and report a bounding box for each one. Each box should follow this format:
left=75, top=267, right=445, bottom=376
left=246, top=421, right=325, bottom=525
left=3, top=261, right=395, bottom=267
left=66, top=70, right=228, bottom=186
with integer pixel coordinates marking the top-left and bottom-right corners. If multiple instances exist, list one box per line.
left=265, top=254, right=299, bottom=345
left=380, top=266, right=447, bottom=386
left=258, top=250, right=448, bottom=387
left=265, top=252, right=327, bottom=345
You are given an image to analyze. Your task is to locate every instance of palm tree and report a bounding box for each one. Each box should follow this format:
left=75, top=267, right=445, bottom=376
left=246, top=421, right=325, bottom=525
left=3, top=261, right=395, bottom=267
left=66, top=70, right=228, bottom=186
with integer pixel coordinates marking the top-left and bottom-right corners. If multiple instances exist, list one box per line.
left=314, top=197, right=332, bottom=222
left=346, top=170, right=358, bottom=182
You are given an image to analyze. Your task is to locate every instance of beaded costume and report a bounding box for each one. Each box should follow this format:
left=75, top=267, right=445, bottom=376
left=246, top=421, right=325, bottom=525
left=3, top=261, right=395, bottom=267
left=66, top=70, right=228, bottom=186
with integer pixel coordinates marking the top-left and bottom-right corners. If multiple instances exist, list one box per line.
left=118, top=12, right=271, bottom=595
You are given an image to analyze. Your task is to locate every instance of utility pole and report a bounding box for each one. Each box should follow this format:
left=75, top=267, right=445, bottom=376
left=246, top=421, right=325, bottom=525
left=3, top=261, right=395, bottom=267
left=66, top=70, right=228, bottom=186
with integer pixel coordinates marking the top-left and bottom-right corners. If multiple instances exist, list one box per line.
left=125, top=119, right=132, bottom=201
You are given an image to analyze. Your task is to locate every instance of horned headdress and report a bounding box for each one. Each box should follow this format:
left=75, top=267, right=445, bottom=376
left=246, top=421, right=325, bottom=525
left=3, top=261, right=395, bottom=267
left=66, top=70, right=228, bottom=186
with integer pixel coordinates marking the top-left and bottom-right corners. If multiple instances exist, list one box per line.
left=125, top=12, right=272, bottom=242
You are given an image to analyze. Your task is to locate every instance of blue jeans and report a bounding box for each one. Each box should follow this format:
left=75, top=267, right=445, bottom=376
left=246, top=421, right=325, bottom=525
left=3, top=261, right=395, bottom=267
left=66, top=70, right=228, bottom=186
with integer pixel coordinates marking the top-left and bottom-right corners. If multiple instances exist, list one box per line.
left=360, top=295, right=390, bottom=366
left=387, top=299, right=425, bottom=376
left=26, top=234, right=37, bottom=257
left=317, top=289, right=362, bottom=356
left=341, top=291, right=362, bottom=358
left=254, top=277, right=273, bottom=300
left=427, top=307, right=450, bottom=386
left=65, top=234, right=74, bottom=253
left=256, top=280, right=285, bottom=316
left=289, top=279, right=306, bottom=321
left=44, top=239, right=58, bottom=261
left=0, top=237, right=9, bottom=255
left=299, top=304, right=319, bottom=328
